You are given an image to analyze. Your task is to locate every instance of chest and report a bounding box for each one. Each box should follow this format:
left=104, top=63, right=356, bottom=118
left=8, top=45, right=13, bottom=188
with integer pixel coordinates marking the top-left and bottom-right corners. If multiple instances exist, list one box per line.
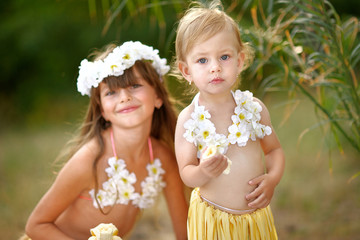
left=90, top=155, right=166, bottom=210
left=183, top=90, right=272, bottom=157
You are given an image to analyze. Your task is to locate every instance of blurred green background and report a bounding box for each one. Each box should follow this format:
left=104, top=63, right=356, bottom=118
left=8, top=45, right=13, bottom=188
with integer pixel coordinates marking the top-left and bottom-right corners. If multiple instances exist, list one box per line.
left=1, top=0, right=359, bottom=239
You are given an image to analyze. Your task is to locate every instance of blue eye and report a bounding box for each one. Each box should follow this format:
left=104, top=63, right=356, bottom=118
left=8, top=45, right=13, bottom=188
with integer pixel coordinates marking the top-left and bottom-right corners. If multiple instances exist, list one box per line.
left=131, top=84, right=142, bottom=89
left=105, top=90, right=115, bottom=96
left=221, top=55, right=229, bottom=61
left=198, top=58, right=207, bottom=64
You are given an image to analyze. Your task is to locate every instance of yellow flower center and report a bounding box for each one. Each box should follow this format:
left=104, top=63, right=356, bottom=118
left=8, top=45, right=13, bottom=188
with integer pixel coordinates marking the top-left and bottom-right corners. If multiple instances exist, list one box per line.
left=203, top=131, right=209, bottom=139
left=239, top=113, right=245, bottom=120
left=123, top=54, right=130, bottom=60
left=236, top=132, right=241, bottom=138
left=198, top=144, right=203, bottom=151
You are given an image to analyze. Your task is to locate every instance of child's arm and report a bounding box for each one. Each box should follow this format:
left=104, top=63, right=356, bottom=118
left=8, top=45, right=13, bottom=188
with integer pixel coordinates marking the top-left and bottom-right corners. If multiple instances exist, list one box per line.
left=175, top=106, right=229, bottom=188
left=246, top=100, right=285, bottom=209
left=160, top=144, right=188, bottom=240
left=25, top=144, right=95, bottom=240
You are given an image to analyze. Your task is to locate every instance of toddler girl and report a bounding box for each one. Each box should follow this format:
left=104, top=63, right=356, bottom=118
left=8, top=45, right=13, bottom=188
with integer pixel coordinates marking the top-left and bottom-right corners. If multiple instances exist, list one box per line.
left=173, top=1, right=285, bottom=239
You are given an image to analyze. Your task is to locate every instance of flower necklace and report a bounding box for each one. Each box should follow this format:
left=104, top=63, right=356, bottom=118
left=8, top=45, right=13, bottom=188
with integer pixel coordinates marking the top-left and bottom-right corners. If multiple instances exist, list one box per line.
left=183, top=90, right=272, bottom=158
left=89, top=130, right=166, bottom=209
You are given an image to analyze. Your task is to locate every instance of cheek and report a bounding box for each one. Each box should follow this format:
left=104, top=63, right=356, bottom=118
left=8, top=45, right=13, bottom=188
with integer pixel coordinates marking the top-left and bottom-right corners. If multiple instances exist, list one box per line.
left=101, top=101, right=113, bottom=117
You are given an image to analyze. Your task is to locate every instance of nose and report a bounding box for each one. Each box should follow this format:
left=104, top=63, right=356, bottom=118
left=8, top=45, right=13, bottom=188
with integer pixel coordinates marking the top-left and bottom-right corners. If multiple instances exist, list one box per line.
left=118, top=88, right=132, bottom=103
left=210, top=62, right=221, bottom=74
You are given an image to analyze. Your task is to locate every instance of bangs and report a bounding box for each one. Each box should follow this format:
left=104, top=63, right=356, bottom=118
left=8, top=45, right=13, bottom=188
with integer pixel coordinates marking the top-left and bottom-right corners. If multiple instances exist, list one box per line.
left=102, top=68, right=139, bottom=90
left=101, top=60, right=158, bottom=91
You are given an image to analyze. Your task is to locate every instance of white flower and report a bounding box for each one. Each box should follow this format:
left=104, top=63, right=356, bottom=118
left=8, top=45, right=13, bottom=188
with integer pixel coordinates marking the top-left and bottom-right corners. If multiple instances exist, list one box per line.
left=253, top=124, right=272, bottom=139
left=234, top=90, right=253, bottom=106
left=116, top=184, right=136, bottom=205
left=195, top=120, right=216, bottom=143
left=89, top=223, right=120, bottom=240
left=117, top=171, right=136, bottom=187
left=208, top=134, right=228, bottom=155
left=228, top=124, right=250, bottom=146
left=147, top=159, right=165, bottom=178
left=183, top=119, right=196, bottom=143
left=77, top=41, right=170, bottom=96
left=90, top=188, right=117, bottom=209
left=191, top=105, right=211, bottom=122
left=105, top=157, right=126, bottom=177
left=77, top=59, right=104, bottom=96
left=233, top=106, right=253, bottom=125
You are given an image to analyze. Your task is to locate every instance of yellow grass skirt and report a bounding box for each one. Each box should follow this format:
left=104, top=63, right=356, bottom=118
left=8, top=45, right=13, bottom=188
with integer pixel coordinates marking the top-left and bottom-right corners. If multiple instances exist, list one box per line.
left=188, top=188, right=278, bottom=240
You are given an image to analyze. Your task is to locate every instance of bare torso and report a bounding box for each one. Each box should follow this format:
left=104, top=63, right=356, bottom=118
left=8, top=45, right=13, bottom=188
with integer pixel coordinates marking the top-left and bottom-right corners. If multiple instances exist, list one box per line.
left=54, top=135, right=161, bottom=239
left=178, top=91, right=267, bottom=212
left=55, top=199, right=140, bottom=239
left=199, top=140, right=264, bottom=211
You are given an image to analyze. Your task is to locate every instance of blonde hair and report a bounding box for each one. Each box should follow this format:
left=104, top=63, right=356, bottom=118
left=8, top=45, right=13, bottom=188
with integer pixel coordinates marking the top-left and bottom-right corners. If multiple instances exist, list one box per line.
left=58, top=43, right=177, bottom=213
left=172, top=0, right=253, bottom=86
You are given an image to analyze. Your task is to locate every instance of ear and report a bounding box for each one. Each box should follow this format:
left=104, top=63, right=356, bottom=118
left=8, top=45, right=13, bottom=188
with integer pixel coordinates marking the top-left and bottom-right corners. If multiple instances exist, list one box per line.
left=237, top=52, right=245, bottom=75
left=154, top=96, right=163, bottom=109
left=178, top=61, right=192, bottom=84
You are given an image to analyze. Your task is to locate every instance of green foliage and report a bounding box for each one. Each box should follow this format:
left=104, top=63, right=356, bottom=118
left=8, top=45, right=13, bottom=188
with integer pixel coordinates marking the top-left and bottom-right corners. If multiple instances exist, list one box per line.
left=0, top=0, right=184, bottom=128
left=240, top=0, right=360, bottom=156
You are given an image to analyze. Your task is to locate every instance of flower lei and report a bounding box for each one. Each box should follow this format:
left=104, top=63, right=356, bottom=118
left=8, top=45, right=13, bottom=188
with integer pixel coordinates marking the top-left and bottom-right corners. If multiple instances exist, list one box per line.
left=89, top=157, right=166, bottom=209
left=183, top=90, right=272, bottom=157
left=77, top=41, right=170, bottom=96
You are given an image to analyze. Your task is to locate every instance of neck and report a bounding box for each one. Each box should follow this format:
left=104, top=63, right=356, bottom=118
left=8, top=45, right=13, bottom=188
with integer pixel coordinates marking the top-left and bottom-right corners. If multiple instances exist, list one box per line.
left=110, top=123, right=152, bottom=161
left=198, top=90, right=234, bottom=108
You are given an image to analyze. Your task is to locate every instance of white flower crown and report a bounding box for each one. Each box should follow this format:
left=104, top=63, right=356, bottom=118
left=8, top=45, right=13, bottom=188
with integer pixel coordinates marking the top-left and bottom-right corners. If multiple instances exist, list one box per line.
left=77, top=41, right=170, bottom=96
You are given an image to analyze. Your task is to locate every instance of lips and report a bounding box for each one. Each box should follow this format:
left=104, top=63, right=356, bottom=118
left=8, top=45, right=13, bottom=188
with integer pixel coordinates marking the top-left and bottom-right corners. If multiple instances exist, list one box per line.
left=117, top=105, right=139, bottom=113
left=210, top=77, right=224, bottom=84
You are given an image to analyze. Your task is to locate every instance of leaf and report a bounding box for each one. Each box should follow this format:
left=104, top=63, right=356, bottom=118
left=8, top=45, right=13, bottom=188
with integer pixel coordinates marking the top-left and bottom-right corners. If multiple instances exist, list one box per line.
left=347, top=171, right=360, bottom=183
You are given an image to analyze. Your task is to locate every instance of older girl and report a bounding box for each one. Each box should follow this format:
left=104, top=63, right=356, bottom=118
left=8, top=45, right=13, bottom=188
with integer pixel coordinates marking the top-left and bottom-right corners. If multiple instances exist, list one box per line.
left=24, top=41, right=188, bottom=240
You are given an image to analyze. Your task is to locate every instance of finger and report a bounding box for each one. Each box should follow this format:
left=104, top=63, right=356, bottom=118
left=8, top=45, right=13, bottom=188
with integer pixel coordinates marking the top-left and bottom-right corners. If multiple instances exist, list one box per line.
left=248, top=194, right=269, bottom=208
left=246, top=184, right=263, bottom=200
left=200, top=157, right=224, bottom=176
left=204, top=154, right=225, bottom=169
left=249, top=175, right=264, bottom=186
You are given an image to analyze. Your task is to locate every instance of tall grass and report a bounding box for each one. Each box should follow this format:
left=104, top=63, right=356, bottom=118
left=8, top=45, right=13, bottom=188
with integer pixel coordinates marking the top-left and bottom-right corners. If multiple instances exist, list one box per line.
left=239, top=0, right=360, bottom=178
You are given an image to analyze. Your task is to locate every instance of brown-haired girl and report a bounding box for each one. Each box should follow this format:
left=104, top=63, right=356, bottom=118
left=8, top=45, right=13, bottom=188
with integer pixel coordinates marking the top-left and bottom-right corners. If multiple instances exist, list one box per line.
left=24, top=41, right=188, bottom=240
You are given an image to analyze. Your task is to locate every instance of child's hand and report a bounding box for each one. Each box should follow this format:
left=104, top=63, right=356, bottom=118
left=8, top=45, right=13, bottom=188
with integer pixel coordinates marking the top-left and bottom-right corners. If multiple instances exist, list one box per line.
left=199, top=146, right=229, bottom=178
left=245, top=173, right=277, bottom=209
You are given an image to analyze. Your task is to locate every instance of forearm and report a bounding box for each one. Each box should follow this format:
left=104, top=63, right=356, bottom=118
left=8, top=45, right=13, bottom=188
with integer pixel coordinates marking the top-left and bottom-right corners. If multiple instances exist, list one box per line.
left=265, top=147, right=285, bottom=186
left=180, top=164, right=211, bottom=188
left=26, top=222, right=74, bottom=240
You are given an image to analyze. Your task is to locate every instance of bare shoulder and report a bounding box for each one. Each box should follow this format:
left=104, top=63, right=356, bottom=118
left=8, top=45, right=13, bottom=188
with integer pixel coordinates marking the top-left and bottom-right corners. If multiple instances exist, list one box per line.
left=151, top=138, right=176, bottom=169
left=175, top=103, right=195, bottom=140
left=177, top=103, right=195, bottom=125
left=58, top=138, right=99, bottom=183
left=36, top=138, right=101, bottom=209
